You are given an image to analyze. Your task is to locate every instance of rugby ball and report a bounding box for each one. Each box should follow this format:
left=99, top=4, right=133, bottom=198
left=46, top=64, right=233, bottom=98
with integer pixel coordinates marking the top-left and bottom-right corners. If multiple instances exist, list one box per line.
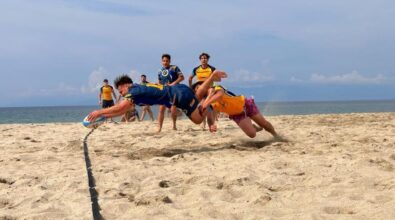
left=82, top=115, right=106, bottom=128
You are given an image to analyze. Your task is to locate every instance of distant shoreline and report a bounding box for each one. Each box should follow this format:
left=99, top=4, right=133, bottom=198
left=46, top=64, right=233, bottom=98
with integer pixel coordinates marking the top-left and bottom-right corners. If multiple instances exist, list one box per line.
left=1, top=100, right=395, bottom=124
left=1, top=111, right=395, bottom=125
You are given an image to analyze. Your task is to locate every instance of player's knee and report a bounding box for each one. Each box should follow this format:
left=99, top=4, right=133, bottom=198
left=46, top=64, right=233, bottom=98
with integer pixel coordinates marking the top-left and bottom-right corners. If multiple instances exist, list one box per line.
left=247, top=131, right=256, bottom=138
left=190, top=116, right=203, bottom=124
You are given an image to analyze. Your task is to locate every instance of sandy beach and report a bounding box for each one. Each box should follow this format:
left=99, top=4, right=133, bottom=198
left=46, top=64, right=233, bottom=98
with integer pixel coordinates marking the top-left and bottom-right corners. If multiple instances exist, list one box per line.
left=1, top=112, right=394, bottom=219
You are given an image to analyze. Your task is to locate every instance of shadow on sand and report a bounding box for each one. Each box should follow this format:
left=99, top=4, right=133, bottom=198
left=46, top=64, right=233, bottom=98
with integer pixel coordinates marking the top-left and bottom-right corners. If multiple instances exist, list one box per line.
left=128, top=137, right=289, bottom=160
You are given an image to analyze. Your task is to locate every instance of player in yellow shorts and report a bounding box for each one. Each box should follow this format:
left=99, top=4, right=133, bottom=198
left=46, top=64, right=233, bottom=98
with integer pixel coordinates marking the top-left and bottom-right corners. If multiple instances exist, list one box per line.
left=192, top=83, right=279, bottom=138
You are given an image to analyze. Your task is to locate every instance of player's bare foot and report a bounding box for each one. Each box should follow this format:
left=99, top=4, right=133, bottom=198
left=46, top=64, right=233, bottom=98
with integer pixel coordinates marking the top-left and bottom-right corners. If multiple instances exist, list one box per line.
left=209, top=124, right=217, bottom=133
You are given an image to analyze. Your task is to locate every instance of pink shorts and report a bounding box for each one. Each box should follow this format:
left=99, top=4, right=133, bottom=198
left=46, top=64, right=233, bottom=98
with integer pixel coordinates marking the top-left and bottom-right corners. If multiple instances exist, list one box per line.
left=229, top=97, right=260, bottom=124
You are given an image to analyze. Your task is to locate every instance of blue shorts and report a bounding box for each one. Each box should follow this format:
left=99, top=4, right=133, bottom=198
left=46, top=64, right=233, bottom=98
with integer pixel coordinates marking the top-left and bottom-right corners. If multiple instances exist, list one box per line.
left=168, top=84, right=199, bottom=118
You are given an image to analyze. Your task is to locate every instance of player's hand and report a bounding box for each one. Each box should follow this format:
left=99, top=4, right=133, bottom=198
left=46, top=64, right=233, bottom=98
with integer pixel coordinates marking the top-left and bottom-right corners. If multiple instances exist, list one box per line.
left=200, top=102, right=209, bottom=112
left=209, top=124, right=217, bottom=133
left=212, top=70, right=228, bottom=81
left=87, top=110, right=101, bottom=122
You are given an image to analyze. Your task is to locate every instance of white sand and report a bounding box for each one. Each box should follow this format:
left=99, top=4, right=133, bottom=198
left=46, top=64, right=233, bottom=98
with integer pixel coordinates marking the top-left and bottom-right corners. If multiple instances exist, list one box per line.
left=1, top=113, right=395, bottom=219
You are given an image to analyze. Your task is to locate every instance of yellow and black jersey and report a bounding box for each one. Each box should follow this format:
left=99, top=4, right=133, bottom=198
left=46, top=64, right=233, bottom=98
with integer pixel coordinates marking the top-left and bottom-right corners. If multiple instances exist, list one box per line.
left=211, top=85, right=245, bottom=116
left=100, top=85, right=114, bottom=101
left=192, top=65, right=216, bottom=82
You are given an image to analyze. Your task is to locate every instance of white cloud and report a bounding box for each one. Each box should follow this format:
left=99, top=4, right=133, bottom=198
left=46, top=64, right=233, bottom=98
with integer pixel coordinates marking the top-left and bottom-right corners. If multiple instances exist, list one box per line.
left=226, top=69, right=274, bottom=85
left=80, top=67, right=113, bottom=94
left=310, top=70, right=387, bottom=85
left=290, top=76, right=304, bottom=83
left=56, top=83, right=80, bottom=94
left=80, top=67, right=143, bottom=93
left=2, top=1, right=395, bottom=106
left=26, top=67, right=143, bottom=98
left=288, top=71, right=395, bottom=85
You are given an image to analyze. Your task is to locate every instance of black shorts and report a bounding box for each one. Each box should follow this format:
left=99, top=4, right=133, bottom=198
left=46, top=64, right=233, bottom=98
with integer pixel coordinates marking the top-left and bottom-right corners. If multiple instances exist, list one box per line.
left=102, top=100, right=114, bottom=108
left=168, top=84, right=199, bottom=118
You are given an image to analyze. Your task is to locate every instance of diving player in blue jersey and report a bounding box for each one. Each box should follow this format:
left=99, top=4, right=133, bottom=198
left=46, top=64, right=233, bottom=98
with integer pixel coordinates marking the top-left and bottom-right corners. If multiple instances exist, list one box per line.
left=157, top=54, right=185, bottom=132
left=86, top=70, right=227, bottom=129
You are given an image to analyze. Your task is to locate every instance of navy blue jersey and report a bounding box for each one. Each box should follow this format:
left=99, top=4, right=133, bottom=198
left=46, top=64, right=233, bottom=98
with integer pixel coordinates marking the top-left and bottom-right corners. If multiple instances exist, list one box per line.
left=123, top=83, right=198, bottom=117
left=158, top=65, right=182, bottom=85
left=124, top=83, right=172, bottom=107
left=167, top=84, right=199, bottom=117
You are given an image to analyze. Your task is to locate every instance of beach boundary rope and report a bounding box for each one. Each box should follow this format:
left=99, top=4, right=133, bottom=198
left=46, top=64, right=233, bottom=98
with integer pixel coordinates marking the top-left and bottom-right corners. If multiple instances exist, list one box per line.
left=83, top=129, right=103, bottom=220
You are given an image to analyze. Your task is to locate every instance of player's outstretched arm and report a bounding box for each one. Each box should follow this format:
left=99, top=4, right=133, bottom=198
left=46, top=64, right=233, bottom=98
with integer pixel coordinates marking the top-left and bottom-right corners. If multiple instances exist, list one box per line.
left=87, top=100, right=133, bottom=121
left=201, top=88, right=224, bottom=110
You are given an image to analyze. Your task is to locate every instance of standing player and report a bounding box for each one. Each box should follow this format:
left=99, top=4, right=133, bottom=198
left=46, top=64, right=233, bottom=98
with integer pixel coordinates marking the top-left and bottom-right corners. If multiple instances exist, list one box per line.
left=99, top=79, right=117, bottom=121
left=188, top=53, right=216, bottom=130
left=157, top=54, right=184, bottom=132
left=188, top=53, right=216, bottom=87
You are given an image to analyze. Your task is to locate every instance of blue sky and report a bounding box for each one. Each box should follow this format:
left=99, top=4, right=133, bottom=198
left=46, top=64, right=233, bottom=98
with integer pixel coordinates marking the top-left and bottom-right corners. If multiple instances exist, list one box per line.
left=1, top=0, right=394, bottom=107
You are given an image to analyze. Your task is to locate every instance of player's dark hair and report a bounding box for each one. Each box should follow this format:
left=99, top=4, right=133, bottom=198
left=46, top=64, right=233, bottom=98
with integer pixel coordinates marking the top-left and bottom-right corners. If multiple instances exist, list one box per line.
left=114, top=75, right=133, bottom=88
left=191, top=81, right=204, bottom=92
left=141, top=74, right=146, bottom=78
left=162, top=53, right=171, bottom=60
left=199, top=53, right=210, bottom=60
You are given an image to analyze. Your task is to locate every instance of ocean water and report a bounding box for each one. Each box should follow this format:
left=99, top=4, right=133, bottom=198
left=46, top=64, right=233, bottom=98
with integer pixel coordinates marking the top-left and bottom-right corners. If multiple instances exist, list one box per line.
left=0, top=100, right=395, bottom=124
left=260, top=100, right=395, bottom=116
